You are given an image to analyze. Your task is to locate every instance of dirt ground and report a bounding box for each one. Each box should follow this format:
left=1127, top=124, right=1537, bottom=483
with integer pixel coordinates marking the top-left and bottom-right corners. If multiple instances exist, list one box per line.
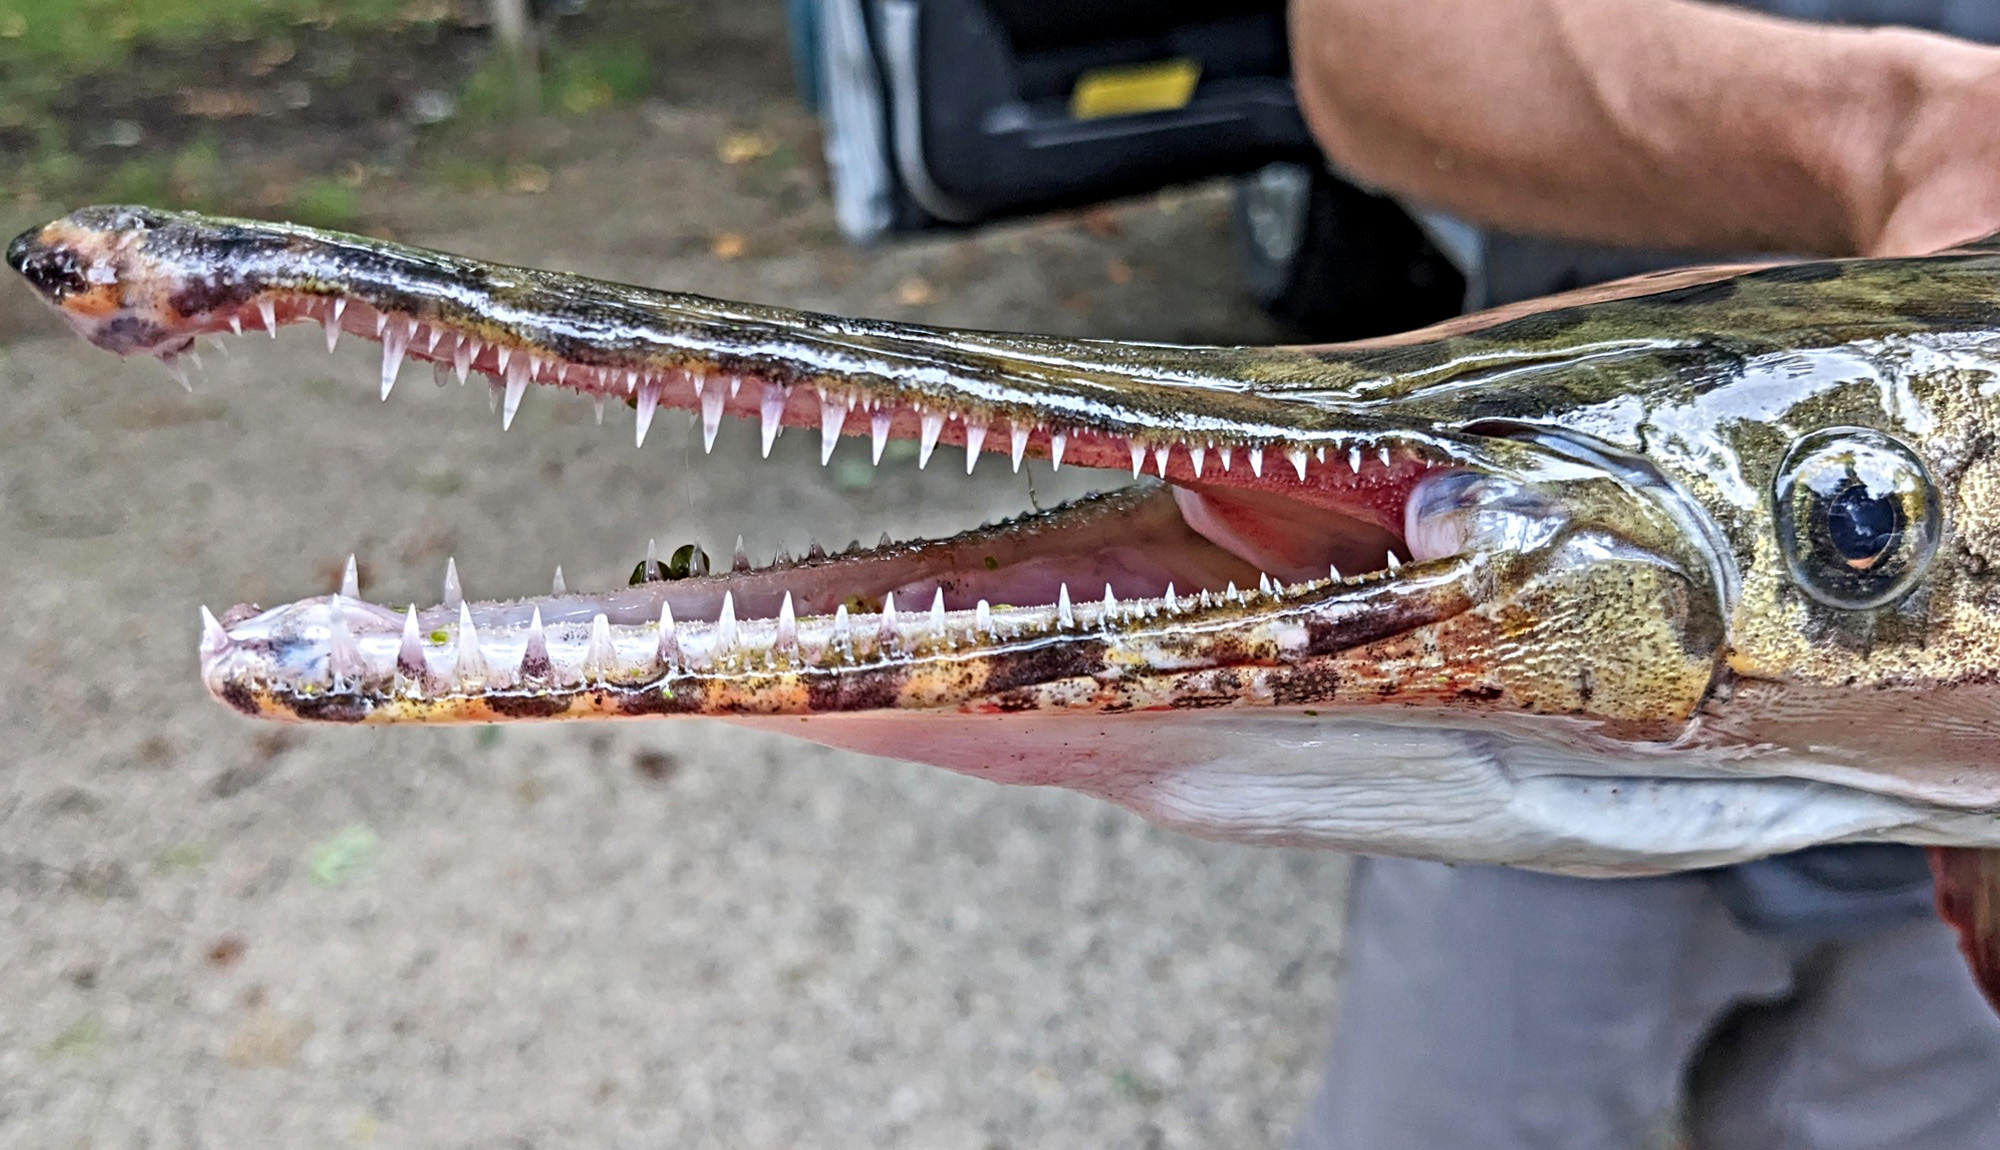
left=0, top=19, right=1355, bottom=1149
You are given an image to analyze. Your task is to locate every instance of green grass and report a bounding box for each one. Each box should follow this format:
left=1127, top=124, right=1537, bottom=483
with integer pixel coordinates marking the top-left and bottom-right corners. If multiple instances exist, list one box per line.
left=2, top=1, right=665, bottom=209
left=0, top=1, right=409, bottom=76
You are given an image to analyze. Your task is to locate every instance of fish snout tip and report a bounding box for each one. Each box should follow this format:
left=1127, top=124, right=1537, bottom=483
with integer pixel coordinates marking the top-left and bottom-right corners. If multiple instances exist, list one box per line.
left=6, top=223, right=86, bottom=302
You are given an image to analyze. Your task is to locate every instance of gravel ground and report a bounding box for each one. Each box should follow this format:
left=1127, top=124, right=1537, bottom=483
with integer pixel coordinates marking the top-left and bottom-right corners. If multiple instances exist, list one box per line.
left=0, top=61, right=1355, bottom=1149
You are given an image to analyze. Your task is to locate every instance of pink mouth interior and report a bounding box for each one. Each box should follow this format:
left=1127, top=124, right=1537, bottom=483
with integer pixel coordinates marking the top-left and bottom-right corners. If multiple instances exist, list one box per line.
left=174, top=292, right=1436, bottom=629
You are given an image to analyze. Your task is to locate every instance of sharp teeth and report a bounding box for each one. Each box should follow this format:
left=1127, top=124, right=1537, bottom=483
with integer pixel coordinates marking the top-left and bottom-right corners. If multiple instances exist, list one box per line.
left=1049, top=432, right=1067, bottom=470
left=832, top=603, right=852, bottom=645
left=161, top=355, right=191, bottom=392
left=1190, top=445, right=1206, bottom=477
left=453, top=337, right=475, bottom=383
left=624, top=369, right=638, bottom=395
left=820, top=397, right=845, bottom=465
left=715, top=592, right=739, bottom=650
left=1289, top=448, right=1308, bottom=481
left=1379, top=445, right=1392, bottom=467
left=1225, top=581, right=1240, bottom=602
left=551, top=566, right=566, bottom=595
left=700, top=383, right=725, bottom=452
left=658, top=603, right=681, bottom=666
left=644, top=538, right=661, bottom=581
left=634, top=379, right=660, bottom=447
left=374, top=312, right=387, bottom=337
left=760, top=383, right=787, bottom=458
left=733, top=535, right=750, bottom=571
left=453, top=602, right=486, bottom=681
left=584, top=613, right=616, bottom=680
left=975, top=599, right=993, bottom=634
left=1330, top=564, right=1343, bottom=582
left=1219, top=445, right=1233, bottom=471
left=918, top=412, right=944, bottom=469
left=443, top=557, right=463, bottom=609
left=1057, top=583, right=1074, bottom=628
left=1154, top=444, right=1172, bottom=476
left=807, top=539, right=826, bottom=561
left=593, top=396, right=605, bottom=425
left=340, top=554, right=360, bottom=599
left=1009, top=425, right=1029, bottom=472
left=1163, top=584, right=1178, bottom=612
left=1101, top=584, right=1117, bottom=624
left=426, top=326, right=443, bottom=353
left=380, top=325, right=410, bottom=400
left=325, top=307, right=346, bottom=351
left=501, top=357, right=529, bottom=429
left=200, top=605, right=230, bottom=654
left=258, top=299, right=278, bottom=337
left=1249, top=446, right=1265, bottom=477
left=1129, top=442, right=1145, bottom=478
left=1258, top=572, right=1273, bottom=596
left=229, top=314, right=243, bottom=336
left=521, top=607, right=551, bottom=680
left=1386, top=551, right=1402, bottom=572
left=870, top=409, right=892, bottom=464
left=775, top=592, right=798, bottom=651
left=397, top=605, right=426, bottom=678
left=964, top=420, right=987, bottom=473
left=495, top=346, right=512, bottom=374
left=878, top=591, right=899, bottom=642
left=930, top=587, right=947, bottom=634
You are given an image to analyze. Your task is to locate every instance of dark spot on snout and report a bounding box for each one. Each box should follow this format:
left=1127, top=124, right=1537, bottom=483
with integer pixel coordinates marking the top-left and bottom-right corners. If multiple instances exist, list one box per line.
left=217, top=681, right=263, bottom=718
left=979, top=638, right=1106, bottom=696
left=7, top=229, right=88, bottom=300
left=168, top=275, right=256, bottom=318
left=96, top=314, right=173, bottom=354
left=486, top=691, right=572, bottom=719
left=806, top=665, right=905, bottom=711
left=287, top=692, right=371, bottom=723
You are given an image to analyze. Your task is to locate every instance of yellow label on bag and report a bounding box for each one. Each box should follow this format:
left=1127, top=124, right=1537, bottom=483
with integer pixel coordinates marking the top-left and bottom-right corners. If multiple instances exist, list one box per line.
left=1070, top=59, right=1201, bottom=120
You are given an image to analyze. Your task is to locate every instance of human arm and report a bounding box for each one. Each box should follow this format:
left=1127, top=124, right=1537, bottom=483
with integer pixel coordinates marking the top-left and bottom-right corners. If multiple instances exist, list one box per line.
left=1288, top=0, right=2000, bottom=257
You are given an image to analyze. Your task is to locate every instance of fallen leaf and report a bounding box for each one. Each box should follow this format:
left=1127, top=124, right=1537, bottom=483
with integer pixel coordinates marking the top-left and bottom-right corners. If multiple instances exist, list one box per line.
left=718, top=131, right=779, bottom=165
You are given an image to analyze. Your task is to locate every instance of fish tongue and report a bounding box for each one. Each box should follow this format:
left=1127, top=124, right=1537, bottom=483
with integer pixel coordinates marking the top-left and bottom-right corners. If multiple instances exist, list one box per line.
left=1928, top=846, right=2000, bottom=1014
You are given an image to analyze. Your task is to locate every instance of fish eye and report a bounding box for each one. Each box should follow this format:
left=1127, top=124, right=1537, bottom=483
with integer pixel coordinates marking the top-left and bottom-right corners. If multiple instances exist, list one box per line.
left=1773, top=428, right=1939, bottom=609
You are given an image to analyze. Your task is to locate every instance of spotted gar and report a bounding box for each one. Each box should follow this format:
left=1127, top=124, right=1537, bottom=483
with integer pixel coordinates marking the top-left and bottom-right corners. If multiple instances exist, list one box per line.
left=13, top=204, right=2000, bottom=1004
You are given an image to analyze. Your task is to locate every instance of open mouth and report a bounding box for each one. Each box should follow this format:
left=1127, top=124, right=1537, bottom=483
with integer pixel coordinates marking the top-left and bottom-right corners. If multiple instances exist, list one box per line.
left=11, top=206, right=1497, bottom=722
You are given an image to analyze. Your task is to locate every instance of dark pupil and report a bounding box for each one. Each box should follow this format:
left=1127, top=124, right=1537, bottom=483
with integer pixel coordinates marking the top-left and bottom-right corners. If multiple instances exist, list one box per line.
left=1825, top=483, right=1901, bottom=568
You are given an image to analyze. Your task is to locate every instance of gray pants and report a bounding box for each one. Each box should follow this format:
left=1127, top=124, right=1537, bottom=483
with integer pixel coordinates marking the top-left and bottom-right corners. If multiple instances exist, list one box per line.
left=1294, top=857, right=2000, bottom=1150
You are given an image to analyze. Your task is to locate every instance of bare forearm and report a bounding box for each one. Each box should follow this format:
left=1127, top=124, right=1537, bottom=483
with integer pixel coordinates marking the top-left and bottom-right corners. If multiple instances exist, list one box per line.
left=1290, top=0, right=2000, bottom=257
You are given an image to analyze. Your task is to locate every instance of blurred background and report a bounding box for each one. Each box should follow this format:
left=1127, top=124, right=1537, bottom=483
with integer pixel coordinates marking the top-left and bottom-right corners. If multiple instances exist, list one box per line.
left=0, top=2, right=1412, bottom=1144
